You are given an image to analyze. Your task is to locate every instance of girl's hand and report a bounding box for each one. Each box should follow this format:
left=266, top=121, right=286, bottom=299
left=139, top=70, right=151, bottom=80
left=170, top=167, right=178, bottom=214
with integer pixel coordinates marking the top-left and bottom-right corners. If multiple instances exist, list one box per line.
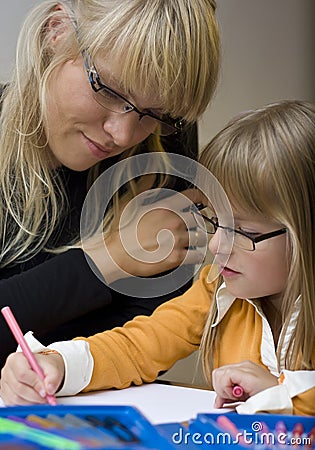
left=212, top=360, right=278, bottom=408
left=0, top=352, right=65, bottom=405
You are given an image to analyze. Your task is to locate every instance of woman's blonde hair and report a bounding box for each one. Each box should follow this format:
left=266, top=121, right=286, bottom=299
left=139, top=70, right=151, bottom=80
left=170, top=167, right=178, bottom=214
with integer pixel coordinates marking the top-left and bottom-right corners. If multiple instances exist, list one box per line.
left=0, top=0, right=219, bottom=267
left=199, top=100, right=315, bottom=385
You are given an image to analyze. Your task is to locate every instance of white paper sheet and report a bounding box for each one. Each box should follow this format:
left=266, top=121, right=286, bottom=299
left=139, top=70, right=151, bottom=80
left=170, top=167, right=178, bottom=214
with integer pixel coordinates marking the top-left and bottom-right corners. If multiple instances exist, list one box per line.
left=1, top=383, right=230, bottom=424
left=60, top=384, right=222, bottom=424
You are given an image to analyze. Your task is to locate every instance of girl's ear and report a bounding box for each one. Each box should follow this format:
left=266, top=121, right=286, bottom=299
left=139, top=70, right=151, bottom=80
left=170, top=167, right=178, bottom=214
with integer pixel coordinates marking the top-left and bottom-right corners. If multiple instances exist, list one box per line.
left=47, top=4, right=71, bottom=49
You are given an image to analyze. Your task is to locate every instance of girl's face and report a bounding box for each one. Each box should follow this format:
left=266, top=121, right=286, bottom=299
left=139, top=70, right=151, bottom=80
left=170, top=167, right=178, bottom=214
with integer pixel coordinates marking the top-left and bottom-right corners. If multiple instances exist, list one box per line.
left=44, top=54, right=161, bottom=171
left=208, top=212, right=289, bottom=303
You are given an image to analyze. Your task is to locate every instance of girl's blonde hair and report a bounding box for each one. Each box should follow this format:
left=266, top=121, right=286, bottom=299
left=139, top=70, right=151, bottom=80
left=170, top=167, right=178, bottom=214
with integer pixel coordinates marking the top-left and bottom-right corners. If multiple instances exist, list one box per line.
left=199, top=100, right=315, bottom=384
left=0, top=0, right=219, bottom=267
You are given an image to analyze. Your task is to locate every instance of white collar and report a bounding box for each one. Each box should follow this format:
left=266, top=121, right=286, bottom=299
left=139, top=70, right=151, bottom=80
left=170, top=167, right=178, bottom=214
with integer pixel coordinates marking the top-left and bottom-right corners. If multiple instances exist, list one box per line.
left=211, top=282, right=301, bottom=373
left=211, top=282, right=237, bottom=327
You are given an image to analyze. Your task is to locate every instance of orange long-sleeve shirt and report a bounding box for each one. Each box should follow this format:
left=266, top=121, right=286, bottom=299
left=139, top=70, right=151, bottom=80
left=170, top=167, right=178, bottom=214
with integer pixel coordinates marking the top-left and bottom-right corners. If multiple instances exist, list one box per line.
left=69, top=266, right=314, bottom=416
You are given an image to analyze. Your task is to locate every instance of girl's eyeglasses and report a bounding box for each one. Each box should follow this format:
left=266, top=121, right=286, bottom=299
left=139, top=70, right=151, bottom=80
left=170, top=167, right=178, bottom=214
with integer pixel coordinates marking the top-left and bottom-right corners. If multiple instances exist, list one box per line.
left=81, top=49, right=185, bottom=137
left=191, top=204, right=287, bottom=251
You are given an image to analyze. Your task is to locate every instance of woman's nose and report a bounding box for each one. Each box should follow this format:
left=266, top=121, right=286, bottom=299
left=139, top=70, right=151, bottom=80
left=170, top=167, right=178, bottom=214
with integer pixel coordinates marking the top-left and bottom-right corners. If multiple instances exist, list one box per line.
left=102, top=111, right=145, bottom=147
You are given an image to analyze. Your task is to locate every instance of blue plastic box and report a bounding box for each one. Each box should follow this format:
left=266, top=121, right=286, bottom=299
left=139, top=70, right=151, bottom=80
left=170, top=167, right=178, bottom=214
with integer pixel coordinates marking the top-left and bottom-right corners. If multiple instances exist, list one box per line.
left=0, top=404, right=175, bottom=449
left=0, top=404, right=314, bottom=449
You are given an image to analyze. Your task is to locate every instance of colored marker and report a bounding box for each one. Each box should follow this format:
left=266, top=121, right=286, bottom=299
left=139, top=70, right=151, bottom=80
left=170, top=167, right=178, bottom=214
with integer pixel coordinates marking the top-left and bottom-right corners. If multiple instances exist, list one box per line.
left=216, top=415, right=247, bottom=446
left=292, top=423, right=304, bottom=447
left=0, top=442, right=37, bottom=450
left=46, top=414, right=98, bottom=448
left=26, top=414, right=62, bottom=429
left=275, top=420, right=287, bottom=448
left=275, top=420, right=287, bottom=434
left=0, top=417, right=81, bottom=449
left=1, top=306, right=57, bottom=406
left=85, top=415, right=139, bottom=443
left=64, top=414, right=119, bottom=446
left=259, top=422, right=274, bottom=449
left=47, top=413, right=118, bottom=448
left=305, top=426, right=315, bottom=448
left=216, top=415, right=239, bottom=437
left=232, top=385, right=244, bottom=398
left=9, top=415, right=53, bottom=431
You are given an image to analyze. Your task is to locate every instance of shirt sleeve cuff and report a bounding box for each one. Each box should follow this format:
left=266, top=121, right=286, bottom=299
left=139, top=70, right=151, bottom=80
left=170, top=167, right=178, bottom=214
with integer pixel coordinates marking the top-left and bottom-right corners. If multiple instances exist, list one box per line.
left=47, top=340, right=93, bottom=396
left=20, top=332, right=94, bottom=397
left=236, top=370, right=315, bottom=415
left=279, top=369, right=315, bottom=397
left=236, top=384, right=293, bottom=415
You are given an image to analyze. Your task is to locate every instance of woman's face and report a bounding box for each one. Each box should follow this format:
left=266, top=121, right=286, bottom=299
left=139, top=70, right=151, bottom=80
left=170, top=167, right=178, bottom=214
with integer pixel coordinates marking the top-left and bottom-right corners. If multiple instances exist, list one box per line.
left=44, top=55, right=160, bottom=171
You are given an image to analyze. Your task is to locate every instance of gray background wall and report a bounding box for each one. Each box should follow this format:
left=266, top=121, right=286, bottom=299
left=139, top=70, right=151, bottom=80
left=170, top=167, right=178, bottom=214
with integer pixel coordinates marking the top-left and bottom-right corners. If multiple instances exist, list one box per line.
left=1, top=0, right=314, bottom=385
left=199, top=0, right=315, bottom=149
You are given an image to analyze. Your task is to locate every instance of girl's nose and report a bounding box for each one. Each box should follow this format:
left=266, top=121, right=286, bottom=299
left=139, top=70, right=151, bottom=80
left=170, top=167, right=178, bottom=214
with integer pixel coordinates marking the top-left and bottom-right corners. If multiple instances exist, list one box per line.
left=208, top=229, right=220, bottom=255
left=102, top=111, right=145, bottom=147
left=208, top=228, right=232, bottom=255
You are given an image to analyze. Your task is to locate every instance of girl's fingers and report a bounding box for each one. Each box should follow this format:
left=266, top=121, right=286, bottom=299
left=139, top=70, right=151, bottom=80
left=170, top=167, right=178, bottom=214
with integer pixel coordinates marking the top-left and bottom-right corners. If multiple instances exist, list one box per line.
left=212, top=361, right=278, bottom=401
left=12, top=369, right=47, bottom=402
left=42, top=372, right=61, bottom=396
left=1, top=378, right=46, bottom=405
left=1, top=353, right=51, bottom=405
left=214, top=395, right=226, bottom=408
left=41, top=353, right=65, bottom=395
left=212, top=367, right=240, bottom=401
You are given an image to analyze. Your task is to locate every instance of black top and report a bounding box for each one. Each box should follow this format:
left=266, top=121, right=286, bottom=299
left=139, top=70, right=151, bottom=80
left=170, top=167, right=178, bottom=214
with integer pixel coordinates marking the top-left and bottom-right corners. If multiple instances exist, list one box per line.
left=0, top=85, right=198, bottom=367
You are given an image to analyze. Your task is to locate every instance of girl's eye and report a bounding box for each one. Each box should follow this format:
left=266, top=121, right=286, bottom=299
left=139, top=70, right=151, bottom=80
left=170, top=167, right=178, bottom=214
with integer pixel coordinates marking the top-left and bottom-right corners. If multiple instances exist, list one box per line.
left=200, top=206, right=215, bottom=218
left=237, top=227, right=261, bottom=237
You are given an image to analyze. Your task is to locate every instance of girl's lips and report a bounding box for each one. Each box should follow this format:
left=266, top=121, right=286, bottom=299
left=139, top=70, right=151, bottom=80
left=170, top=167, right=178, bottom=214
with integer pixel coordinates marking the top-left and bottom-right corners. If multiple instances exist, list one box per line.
left=221, top=266, right=241, bottom=277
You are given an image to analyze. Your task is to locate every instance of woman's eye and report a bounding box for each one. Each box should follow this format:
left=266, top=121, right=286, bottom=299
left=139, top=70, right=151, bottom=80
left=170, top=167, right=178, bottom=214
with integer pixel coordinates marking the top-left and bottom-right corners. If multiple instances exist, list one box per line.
left=100, top=88, right=117, bottom=100
left=144, top=109, right=164, bottom=119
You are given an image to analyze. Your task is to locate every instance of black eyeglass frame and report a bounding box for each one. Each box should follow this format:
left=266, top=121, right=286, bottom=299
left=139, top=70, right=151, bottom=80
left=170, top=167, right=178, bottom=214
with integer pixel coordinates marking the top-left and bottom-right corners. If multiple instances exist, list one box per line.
left=67, top=8, right=186, bottom=136
left=81, top=49, right=186, bottom=136
left=192, top=204, right=287, bottom=251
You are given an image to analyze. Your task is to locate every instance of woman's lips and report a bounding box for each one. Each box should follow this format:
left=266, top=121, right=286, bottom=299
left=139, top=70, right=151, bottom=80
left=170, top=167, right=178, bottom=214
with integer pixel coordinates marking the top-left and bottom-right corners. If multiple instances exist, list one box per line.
left=83, top=133, right=114, bottom=159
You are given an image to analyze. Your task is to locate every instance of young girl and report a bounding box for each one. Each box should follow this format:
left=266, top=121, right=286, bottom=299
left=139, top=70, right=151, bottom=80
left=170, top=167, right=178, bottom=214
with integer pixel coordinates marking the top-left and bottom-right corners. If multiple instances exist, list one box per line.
left=1, top=100, right=314, bottom=416
left=0, top=0, right=219, bottom=365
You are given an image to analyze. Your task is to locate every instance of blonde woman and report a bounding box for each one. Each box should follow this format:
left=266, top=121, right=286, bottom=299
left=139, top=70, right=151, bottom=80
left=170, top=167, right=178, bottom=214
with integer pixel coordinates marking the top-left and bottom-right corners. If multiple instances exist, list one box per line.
left=2, top=101, right=314, bottom=416
left=0, top=0, right=219, bottom=366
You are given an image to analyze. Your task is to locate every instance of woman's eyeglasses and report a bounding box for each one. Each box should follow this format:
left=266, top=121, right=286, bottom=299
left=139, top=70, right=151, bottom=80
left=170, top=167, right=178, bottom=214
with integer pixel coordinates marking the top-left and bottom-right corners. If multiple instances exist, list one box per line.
left=67, top=9, right=185, bottom=136
left=81, top=49, right=185, bottom=137
left=191, top=204, right=287, bottom=251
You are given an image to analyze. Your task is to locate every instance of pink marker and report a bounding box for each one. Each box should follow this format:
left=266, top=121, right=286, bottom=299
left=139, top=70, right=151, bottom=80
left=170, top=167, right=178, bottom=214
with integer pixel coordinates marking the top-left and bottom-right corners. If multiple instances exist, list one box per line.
left=1, top=306, right=57, bottom=406
left=216, top=415, right=247, bottom=446
left=216, top=415, right=239, bottom=437
left=305, top=426, right=315, bottom=449
left=232, top=385, right=244, bottom=398
left=292, top=423, right=304, bottom=448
